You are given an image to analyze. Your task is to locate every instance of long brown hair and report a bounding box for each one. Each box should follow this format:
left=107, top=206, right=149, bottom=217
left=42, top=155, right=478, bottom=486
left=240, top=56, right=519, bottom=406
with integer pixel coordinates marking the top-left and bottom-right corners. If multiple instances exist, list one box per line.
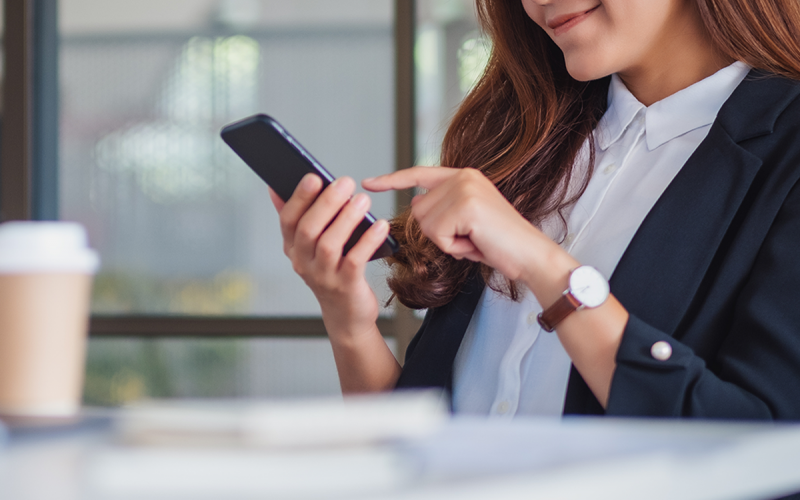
left=387, top=0, right=800, bottom=310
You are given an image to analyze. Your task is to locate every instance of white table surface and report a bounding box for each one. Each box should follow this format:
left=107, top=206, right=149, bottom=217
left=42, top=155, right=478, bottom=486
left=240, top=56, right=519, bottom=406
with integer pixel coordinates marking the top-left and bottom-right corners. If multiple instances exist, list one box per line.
left=2, top=408, right=800, bottom=500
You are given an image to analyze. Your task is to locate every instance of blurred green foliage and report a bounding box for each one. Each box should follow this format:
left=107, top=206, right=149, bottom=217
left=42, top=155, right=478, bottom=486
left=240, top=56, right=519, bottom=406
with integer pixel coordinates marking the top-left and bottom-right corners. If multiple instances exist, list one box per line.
left=91, top=269, right=253, bottom=315
left=83, top=338, right=243, bottom=407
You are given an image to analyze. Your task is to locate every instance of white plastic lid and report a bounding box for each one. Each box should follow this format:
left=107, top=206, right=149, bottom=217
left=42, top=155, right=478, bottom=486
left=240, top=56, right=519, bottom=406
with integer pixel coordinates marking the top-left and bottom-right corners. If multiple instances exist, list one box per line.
left=0, top=221, right=100, bottom=274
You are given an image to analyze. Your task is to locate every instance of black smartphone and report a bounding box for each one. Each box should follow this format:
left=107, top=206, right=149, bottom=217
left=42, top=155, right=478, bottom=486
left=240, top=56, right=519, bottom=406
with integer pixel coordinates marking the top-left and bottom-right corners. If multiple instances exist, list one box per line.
left=221, top=114, right=399, bottom=261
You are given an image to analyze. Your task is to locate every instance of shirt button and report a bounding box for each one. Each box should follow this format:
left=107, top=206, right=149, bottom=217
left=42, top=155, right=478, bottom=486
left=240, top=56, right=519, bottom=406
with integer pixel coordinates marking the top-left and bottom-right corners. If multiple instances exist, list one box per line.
left=527, top=312, right=538, bottom=326
left=651, top=341, right=673, bottom=361
left=602, top=163, right=618, bottom=175
left=496, top=401, right=510, bottom=414
left=564, top=233, right=576, bottom=246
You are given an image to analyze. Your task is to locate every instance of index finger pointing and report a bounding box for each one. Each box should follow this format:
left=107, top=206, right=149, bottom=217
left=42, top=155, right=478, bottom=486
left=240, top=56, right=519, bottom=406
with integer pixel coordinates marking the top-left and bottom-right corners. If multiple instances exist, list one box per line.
left=362, top=166, right=456, bottom=192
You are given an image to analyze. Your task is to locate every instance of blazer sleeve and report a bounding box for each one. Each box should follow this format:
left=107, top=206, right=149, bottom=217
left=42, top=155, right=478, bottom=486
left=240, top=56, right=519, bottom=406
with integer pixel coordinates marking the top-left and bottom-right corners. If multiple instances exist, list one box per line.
left=606, top=179, right=800, bottom=419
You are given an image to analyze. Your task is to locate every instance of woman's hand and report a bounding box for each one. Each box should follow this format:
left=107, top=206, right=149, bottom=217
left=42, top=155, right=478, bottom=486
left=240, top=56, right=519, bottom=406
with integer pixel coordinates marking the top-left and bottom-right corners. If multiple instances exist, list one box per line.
left=270, top=173, right=401, bottom=393
left=271, top=173, right=389, bottom=340
left=364, top=166, right=629, bottom=406
left=363, top=166, right=572, bottom=285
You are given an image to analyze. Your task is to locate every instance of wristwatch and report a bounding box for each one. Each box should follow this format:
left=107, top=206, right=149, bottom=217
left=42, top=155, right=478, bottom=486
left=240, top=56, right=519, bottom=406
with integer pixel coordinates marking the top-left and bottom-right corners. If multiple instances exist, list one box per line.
left=537, top=265, right=609, bottom=332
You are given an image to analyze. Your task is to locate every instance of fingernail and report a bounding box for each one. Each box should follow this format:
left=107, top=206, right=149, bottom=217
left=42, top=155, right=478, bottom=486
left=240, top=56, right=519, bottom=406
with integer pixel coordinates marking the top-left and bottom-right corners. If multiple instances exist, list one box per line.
left=373, top=219, right=388, bottom=232
left=333, top=177, right=354, bottom=194
left=352, top=193, right=369, bottom=209
left=300, top=174, right=317, bottom=191
left=362, top=176, right=375, bottom=183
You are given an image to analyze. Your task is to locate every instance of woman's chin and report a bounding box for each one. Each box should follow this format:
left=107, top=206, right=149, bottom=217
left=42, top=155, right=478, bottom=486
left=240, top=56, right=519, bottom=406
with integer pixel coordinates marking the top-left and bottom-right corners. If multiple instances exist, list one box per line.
left=564, top=58, right=613, bottom=82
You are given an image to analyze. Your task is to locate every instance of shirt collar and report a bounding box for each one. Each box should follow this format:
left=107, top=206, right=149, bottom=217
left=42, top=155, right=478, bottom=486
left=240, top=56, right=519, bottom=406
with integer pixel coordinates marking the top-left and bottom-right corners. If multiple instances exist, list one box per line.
left=597, top=61, right=751, bottom=152
left=596, top=74, right=644, bottom=151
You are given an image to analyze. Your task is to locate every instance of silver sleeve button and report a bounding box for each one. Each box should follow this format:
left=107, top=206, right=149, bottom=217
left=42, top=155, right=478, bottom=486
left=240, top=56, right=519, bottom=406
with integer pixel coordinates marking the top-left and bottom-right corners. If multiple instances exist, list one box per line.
left=651, top=341, right=673, bottom=361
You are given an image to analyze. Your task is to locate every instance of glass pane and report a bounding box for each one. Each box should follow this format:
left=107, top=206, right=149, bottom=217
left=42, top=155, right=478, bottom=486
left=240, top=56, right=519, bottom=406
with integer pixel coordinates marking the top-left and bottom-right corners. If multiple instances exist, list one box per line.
left=415, top=0, right=483, bottom=166
left=83, top=337, right=398, bottom=405
left=55, top=1, right=398, bottom=404
left=59, top=0, right=396, bottom=317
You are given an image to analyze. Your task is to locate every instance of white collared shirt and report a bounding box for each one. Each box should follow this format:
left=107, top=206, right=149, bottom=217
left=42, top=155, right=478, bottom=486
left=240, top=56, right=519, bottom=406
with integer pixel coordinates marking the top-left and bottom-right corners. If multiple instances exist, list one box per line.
left=452, top=62, right=751, bottom=417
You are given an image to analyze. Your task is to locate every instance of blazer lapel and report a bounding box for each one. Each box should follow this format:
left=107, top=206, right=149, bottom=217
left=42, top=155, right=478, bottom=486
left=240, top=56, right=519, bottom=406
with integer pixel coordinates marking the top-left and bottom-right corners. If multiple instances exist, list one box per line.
left=609, top=71, right=800, bottom=334
left=396, top=272, right=485, bottom=392
left=608, top=126, right=762, bottom=332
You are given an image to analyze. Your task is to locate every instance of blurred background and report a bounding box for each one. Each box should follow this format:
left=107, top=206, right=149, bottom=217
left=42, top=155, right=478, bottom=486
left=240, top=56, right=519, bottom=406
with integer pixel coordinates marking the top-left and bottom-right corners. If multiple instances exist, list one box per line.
left=2, top=0, right=489, bottom=406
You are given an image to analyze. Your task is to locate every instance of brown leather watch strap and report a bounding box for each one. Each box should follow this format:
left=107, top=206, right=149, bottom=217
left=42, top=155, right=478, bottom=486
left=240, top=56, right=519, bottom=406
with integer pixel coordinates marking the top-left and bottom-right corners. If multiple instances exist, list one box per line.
left=537, top=292, right=582, bottom=332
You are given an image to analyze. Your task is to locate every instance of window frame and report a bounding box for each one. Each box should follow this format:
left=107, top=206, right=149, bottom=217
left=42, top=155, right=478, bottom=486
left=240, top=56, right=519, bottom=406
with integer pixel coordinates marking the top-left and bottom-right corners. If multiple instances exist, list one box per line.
left=0, top=0, right=421, bottom=360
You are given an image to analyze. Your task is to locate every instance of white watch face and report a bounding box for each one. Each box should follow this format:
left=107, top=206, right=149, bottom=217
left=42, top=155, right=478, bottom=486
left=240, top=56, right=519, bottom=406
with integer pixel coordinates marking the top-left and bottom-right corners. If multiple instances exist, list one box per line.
left=569, top=266, right=610, bottom=308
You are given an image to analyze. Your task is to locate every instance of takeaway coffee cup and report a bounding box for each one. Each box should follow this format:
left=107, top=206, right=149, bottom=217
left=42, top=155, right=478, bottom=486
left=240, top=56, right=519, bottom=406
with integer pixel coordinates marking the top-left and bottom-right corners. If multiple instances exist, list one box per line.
left=0, top=222, right=99, bottom=417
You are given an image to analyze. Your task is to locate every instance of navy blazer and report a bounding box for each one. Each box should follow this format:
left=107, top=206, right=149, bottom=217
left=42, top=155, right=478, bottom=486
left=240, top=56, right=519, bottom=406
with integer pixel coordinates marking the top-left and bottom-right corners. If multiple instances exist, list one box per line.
left=395, top=70, right=800, bottom=420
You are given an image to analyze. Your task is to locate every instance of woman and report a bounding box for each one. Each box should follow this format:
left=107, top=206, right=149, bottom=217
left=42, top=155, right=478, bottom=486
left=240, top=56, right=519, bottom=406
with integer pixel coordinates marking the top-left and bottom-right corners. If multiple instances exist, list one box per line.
left=271, top=0, right=800, bottom=419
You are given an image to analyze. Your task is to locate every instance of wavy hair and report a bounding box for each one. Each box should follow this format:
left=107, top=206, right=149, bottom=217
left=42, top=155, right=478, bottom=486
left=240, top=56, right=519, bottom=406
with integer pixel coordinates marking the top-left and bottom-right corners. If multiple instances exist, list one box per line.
left=387, top=0, right=800, bottom=310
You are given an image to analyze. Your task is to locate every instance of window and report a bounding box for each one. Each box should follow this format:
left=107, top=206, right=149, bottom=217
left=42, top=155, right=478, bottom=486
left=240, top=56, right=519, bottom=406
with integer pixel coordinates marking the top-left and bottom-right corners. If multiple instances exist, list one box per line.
left=61, top=0, right=396, bottom=316
left=415, top=0, right=484, bottom=167
left=1, top=0, right=418, bottom=405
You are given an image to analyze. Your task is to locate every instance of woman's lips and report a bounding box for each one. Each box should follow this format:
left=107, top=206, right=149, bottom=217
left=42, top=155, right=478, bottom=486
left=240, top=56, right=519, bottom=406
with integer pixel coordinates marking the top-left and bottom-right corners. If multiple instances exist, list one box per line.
left=547, top=5, right=599, bottom=36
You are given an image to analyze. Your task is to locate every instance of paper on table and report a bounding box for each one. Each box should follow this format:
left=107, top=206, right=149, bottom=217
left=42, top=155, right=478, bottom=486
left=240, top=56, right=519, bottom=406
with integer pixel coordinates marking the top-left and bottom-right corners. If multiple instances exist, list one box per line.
left=116, top=389, right=448, bottom=449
